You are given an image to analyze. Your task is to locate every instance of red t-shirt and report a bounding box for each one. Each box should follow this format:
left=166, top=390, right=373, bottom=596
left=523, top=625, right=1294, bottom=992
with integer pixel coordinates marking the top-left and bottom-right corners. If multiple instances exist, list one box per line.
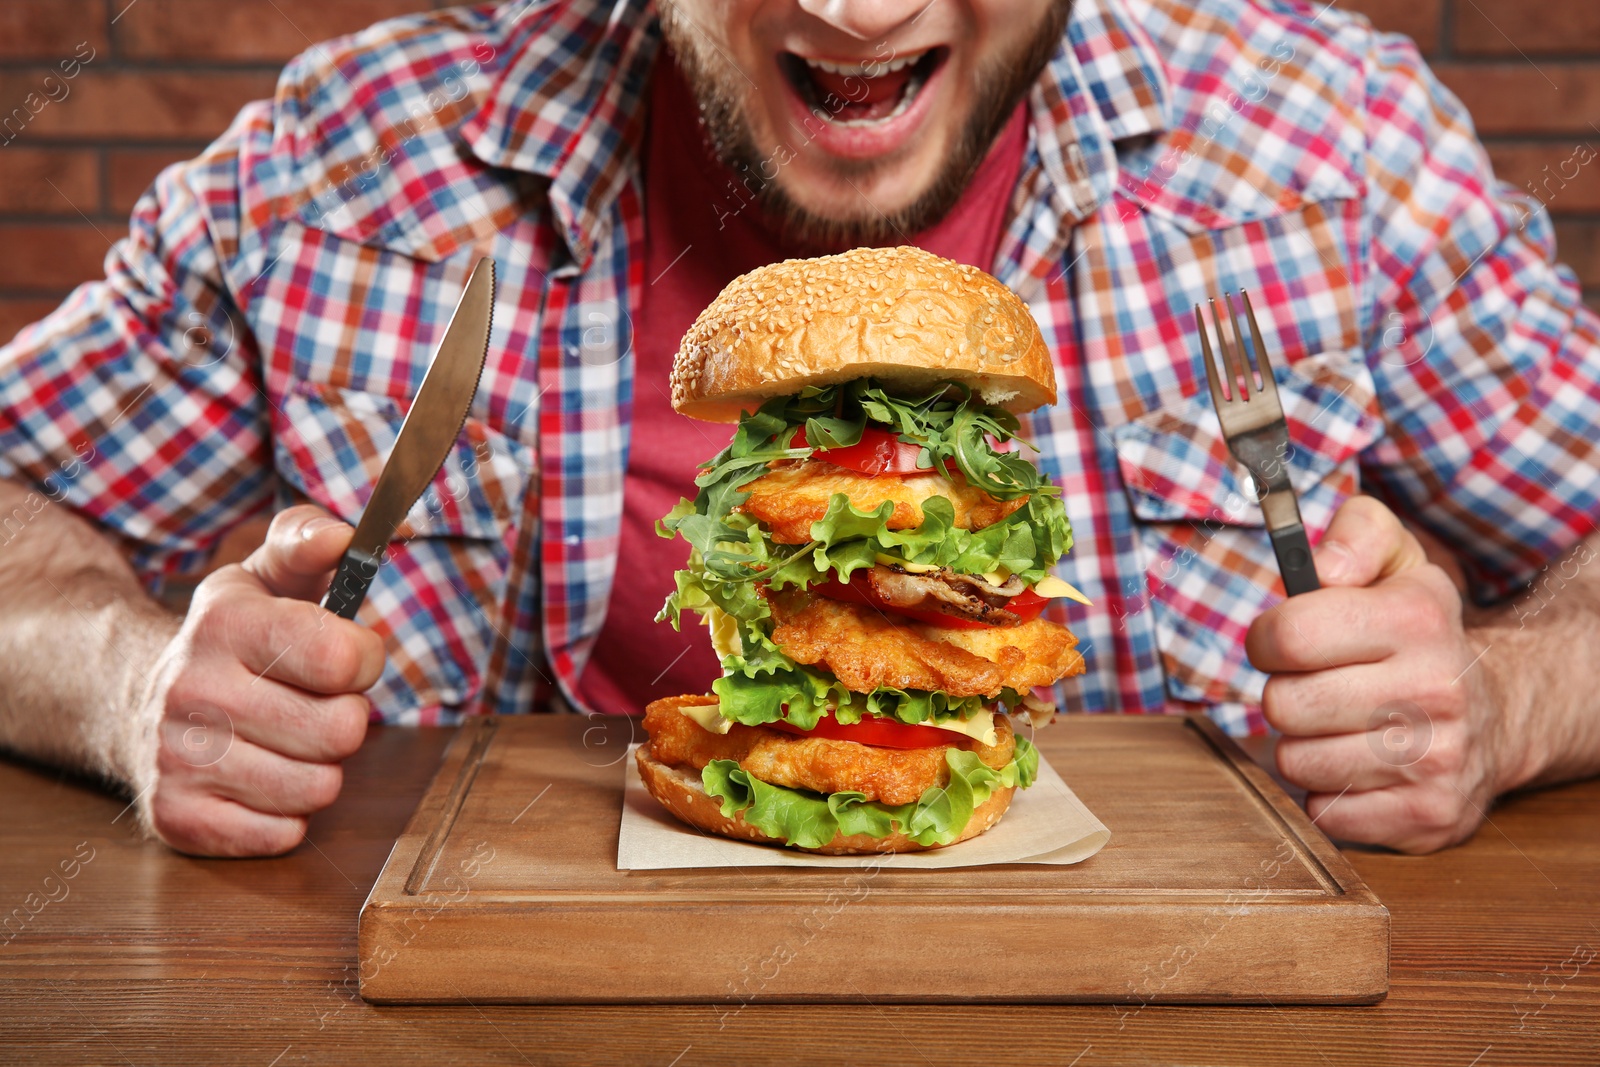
left=575, top=52, right=1029, bottom=716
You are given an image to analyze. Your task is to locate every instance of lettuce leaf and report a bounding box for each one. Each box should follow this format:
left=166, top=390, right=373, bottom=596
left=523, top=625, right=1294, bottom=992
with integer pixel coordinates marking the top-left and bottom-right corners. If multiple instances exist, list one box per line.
left=710, top=655, right=1023, bottom=730
left=657, top=488, right=1074, bottom=635
left=701, top=736, right=1038, bottom=849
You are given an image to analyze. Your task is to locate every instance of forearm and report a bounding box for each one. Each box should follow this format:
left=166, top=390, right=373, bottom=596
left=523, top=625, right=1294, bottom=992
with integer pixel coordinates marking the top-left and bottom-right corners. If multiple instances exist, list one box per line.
left=0, top=477, right=179, bottom=792
left=1468, top=530, right=1600, bottom=794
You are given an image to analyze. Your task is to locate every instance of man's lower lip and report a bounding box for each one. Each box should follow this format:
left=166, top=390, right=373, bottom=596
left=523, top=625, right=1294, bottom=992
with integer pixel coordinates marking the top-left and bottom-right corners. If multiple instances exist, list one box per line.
left=778, top=57, right=946, bottom=161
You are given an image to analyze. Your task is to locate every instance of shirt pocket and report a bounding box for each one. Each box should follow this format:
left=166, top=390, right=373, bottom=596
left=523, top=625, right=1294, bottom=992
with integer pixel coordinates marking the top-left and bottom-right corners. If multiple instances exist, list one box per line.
left=268, top=381, right=536, bottom=713
left=271, top=380, right=533, bottom=539
left=1108, top=349, right=1384, bottom=706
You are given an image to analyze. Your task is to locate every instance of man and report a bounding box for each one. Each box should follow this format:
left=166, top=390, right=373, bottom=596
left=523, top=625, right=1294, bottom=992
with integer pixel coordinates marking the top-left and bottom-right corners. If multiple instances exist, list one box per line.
left=1, top=0, right=1597, bottom=858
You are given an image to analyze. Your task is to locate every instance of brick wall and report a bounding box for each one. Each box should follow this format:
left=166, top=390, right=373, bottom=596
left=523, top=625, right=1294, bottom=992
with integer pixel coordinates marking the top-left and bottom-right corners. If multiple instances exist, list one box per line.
left=0, top=0, right=1597, bottom=346
left=0, top=0, right=453, bottom=342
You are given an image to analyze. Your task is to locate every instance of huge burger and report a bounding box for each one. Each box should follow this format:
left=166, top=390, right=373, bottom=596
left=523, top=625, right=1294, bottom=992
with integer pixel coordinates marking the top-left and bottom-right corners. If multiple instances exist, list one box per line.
left=637, top=246, right=1088, bottom=854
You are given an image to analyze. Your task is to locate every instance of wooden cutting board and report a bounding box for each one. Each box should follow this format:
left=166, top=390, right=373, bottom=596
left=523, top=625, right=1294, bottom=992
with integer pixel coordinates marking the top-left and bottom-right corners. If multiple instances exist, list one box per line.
left=358, top=713, right=1388, bottom=1004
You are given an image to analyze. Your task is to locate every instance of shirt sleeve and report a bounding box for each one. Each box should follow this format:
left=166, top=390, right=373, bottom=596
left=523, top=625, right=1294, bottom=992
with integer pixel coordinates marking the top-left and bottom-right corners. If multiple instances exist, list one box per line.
left=0, top=102, right=277, bottom=590
left=1354, top=31, right=1600, bottom=605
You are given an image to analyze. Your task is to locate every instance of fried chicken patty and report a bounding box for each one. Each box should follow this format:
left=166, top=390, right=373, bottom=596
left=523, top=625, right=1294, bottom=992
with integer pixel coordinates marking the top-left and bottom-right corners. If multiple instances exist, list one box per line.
left=768, top=591, right=1086, bottom=698
left=643, top=695, right=1015, bottom=806
left=735, top=459, right=1026, bottom=544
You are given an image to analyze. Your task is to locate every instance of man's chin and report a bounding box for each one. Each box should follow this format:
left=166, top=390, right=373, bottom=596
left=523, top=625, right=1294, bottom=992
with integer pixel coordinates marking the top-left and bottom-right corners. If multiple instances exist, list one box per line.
left=744, top=138, right=980, bottom=250
left=754, top=189, right=908, bottom=250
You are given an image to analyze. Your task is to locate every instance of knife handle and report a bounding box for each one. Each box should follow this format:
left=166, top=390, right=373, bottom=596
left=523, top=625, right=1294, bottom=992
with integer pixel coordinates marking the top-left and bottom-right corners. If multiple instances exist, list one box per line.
left=1269, top=523, right=1321, bottom=597
left=320, top=546, right=383, bottom=620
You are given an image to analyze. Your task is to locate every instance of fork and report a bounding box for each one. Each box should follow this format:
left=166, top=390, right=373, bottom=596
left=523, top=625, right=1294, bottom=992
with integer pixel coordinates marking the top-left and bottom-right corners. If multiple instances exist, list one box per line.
left=1194, top=291, right=1321, bottom=596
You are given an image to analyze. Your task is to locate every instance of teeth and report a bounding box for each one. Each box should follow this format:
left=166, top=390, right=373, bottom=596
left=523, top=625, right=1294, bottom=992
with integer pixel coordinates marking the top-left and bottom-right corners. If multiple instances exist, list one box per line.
left=802, top=49, right=928, bottom=78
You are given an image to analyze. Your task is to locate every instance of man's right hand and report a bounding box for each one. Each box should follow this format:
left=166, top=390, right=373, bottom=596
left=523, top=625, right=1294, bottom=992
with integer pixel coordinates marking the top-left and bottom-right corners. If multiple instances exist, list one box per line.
left=138, top=506, right=386, bottom=856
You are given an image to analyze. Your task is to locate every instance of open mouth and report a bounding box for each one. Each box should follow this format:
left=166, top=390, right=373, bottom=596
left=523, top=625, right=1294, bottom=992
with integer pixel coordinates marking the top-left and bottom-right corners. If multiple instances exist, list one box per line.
left=779, top=47, right=949, bottom=126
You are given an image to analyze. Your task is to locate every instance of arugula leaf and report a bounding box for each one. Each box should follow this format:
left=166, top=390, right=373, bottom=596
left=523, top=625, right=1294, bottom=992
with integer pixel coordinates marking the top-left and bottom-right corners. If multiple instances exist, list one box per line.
left=848, top=380, right=1043, bottom=499
left=657, top=555, right=771, bottom=632
left=700, top=735, right=1038, bottom=849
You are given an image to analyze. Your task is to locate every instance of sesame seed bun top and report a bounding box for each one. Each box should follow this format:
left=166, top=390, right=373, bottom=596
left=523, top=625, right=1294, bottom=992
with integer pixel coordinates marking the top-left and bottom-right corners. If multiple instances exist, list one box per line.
left=669, top=246, right=1056, bottom=422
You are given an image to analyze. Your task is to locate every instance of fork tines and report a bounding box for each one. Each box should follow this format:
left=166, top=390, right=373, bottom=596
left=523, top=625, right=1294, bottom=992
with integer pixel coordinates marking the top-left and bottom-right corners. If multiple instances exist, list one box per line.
left=1195, top=291, right=1281, bottom=436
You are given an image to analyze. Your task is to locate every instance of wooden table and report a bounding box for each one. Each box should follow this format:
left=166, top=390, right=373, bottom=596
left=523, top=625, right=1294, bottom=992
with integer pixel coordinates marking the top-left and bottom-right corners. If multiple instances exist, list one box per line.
left=3, top=723, right=1597, bottom=1066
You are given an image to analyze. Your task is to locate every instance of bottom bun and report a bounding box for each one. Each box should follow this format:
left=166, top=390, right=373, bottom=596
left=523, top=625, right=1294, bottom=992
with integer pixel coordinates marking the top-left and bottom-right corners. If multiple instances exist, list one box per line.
left=635, top=744, right=1014, bottom=855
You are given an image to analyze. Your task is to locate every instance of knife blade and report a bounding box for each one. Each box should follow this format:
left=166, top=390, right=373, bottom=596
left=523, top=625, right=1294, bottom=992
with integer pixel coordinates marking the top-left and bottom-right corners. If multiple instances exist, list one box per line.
left=320, top=256, right=496, bottom=620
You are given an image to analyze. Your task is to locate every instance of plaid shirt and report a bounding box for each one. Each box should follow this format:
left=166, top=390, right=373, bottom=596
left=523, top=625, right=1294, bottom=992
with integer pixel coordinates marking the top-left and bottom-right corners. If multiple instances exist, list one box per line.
left=3, top=0, right=1597, bottom=735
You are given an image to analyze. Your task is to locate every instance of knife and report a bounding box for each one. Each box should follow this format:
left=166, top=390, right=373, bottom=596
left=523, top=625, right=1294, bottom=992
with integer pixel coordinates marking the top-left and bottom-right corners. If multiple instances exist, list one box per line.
left=320, top=257, right=496, bottom=620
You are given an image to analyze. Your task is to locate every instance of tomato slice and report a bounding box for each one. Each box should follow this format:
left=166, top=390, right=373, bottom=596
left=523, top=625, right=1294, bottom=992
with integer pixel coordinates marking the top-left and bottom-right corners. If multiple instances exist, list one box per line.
left=811, top=571, right=1051, bottom=629
left=768, top=710, right=952, bottom=749
left=790, top=426, right=928, bottom=477
left=1005, top=588, right=1050, bottom=623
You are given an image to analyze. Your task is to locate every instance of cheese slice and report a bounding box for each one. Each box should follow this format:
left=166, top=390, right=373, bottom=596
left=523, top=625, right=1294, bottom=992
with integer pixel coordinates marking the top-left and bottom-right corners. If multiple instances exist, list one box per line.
left=1033, top=574, right=1093, bottom=605
left=680, top=702, right=734, bottom=735
left=676, top=703, right=998, bottom=746
left=928, top=707, right=999, bottom=746
left=701, top=603, right=742, bottom=660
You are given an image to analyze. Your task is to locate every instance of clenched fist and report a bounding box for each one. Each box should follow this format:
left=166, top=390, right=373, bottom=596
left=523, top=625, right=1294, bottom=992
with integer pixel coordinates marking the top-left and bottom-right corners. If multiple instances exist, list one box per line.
left=135, top=506, right=386, bottom=856
left=1246, top=495, right=1526, bottom=853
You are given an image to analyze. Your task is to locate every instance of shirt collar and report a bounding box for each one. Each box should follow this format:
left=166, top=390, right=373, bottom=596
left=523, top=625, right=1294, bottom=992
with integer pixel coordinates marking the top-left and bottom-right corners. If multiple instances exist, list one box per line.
left=460, top=0, right=1168, bottom=263
left=1030, top=0, right=1171, bottom=224
left=460, top=0, right=661, bottom=271
left=1068, top=0, right=1171, bottom=143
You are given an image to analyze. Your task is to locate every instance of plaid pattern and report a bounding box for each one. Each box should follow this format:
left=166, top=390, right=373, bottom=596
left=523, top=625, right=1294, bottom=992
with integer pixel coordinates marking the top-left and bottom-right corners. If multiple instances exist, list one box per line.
left=2, top=0, right=1598, bottom=734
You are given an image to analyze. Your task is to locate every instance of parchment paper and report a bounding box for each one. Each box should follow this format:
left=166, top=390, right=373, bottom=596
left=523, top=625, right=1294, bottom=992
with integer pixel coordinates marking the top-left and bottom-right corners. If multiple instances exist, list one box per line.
left=617, top=744, right=1110, bottom=870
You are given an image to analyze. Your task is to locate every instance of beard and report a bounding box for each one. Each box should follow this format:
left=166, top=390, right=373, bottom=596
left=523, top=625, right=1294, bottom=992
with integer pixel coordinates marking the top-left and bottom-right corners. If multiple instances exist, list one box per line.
left=657, top=1, right=1074, bottom=251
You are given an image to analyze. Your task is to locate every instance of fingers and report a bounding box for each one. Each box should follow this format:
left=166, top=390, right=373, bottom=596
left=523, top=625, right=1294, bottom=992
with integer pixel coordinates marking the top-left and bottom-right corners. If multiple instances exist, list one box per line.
left=1275, top=733, right=1409, bottom=793
left=146, top=679, right=362, bottom=857
left=195, top=738, right=347, bottom=818
left=1311, top=495, right=1429, bottom=588
left=146, top=787, right=309, bottom=858
left=1247, top=565, right=1461, bottom=674
left=1260, top=652, right=1464, bottom=738
left=1303, top=783, right=1479, bottom=855
left=187, top=586, right=385, bottom=695
left=240, top=605, right=385, bottom=694
left=1247, top=590, right=1391, bottom=674
left=219, top=674, right=370, bottom=763
left=1261, top=665, right=1382, bottom=736
left=241, top=504, right=355, bottom=602
left=190, top=510, right=386, bottom=695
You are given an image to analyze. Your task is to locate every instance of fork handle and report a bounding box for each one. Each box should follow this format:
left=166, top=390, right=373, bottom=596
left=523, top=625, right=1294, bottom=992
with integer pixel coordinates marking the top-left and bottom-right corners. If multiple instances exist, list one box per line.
left=1269, top=523, right=1321, bottom=596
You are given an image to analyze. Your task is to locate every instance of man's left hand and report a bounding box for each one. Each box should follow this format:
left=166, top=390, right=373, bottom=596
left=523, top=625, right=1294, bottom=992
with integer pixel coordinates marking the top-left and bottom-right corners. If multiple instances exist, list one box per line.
left=1245, top=495, right=1524, bottom=853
